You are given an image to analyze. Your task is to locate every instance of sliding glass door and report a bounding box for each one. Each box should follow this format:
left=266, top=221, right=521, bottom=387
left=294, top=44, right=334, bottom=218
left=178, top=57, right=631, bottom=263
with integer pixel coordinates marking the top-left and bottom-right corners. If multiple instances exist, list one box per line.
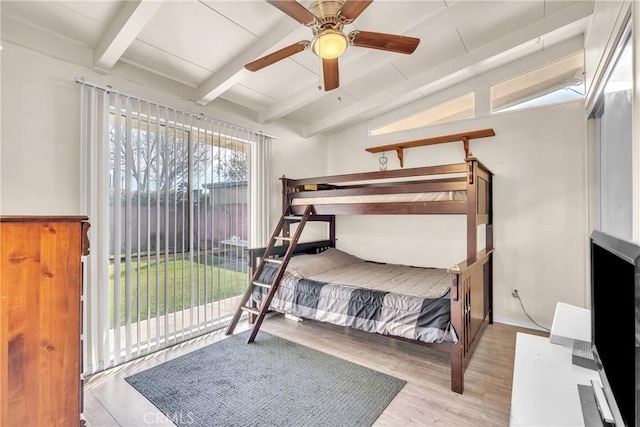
left=80, top=82, right=271, bottom=373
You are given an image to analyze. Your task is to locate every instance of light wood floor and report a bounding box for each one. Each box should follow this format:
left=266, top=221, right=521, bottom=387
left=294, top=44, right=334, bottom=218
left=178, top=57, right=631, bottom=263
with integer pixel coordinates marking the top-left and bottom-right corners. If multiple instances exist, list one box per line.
left=83, top=316, right=548, bottom=426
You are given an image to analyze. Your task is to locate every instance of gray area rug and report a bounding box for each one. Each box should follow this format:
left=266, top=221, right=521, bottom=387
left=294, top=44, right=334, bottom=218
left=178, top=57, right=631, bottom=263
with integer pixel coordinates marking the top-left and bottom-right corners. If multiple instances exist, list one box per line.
left=125, top=330, right=406, bottom=427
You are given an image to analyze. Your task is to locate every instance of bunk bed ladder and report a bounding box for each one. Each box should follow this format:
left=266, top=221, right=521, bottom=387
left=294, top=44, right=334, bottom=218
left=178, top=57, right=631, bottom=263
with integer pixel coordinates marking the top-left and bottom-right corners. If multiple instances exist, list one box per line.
left=225, top=204, right=315, bottom=343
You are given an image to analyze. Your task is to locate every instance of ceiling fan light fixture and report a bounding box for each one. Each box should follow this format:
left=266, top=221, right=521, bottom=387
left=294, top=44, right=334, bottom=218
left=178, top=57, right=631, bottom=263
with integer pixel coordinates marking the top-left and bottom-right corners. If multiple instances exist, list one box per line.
left=247, top=0, right=420, bottom=91
left=312, top=29, right=348, bottom=59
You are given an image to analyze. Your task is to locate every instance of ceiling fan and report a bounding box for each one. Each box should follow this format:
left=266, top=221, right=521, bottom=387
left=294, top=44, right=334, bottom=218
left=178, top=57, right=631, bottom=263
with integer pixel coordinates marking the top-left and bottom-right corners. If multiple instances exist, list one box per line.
left=245, top=0, right=421, bottom=91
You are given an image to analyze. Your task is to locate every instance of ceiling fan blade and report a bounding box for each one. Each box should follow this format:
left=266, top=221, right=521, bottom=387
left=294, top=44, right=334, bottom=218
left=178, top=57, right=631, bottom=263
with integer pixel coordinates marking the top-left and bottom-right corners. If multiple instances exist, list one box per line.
left=245, top=41, right=310, bottom=72
left=322, top=58, right=339, bottom=91
left=349, top=30, right=420, bottom=54
left=338, top=0, right=373, bottom=21
left=267, top=1, right=317, bottom=26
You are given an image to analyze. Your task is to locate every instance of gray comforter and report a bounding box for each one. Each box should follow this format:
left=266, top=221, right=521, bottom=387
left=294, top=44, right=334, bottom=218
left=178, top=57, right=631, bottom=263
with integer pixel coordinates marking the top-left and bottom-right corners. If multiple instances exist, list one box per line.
left=253, top=248, right=458, bottom=344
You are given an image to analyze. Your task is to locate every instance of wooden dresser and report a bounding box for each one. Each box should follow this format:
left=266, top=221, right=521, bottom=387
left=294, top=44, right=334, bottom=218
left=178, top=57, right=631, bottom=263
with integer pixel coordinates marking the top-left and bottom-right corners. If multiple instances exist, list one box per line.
left=0, top=216, right=90, bottom=426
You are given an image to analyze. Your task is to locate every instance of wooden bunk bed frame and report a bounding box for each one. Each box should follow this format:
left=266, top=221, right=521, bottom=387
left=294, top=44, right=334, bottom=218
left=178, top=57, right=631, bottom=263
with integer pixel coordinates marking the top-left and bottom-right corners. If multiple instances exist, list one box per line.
left=247, top=156, right=493, bottom=394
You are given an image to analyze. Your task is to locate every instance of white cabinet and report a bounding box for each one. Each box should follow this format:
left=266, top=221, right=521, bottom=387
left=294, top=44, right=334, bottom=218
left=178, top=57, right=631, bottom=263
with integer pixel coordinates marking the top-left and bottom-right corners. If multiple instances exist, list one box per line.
left=510, top=333, right=600, bottom=426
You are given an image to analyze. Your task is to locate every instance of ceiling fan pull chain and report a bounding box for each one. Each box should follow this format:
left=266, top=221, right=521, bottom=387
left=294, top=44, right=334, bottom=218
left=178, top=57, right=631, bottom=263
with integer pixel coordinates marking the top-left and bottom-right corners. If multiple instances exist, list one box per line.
left=318, top=52, right=323, bottom=91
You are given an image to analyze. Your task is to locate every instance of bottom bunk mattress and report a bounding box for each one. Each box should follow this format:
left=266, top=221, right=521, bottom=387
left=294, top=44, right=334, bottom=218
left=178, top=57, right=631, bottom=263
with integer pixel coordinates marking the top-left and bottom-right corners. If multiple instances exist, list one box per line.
left=253, top=248, right=458, bottom=344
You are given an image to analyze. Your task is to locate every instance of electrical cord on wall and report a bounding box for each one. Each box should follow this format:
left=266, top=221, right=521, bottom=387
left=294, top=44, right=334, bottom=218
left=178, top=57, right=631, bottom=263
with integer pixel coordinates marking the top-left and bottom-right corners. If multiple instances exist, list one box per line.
left=513, top=290, right=550, bottom=332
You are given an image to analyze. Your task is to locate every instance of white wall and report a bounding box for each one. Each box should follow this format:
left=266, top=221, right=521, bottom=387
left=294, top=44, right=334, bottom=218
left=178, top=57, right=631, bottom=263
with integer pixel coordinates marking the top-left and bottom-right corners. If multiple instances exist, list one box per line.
left=0, top=41, right=329, bottom=220
left=326, top=100, right=588, bottom=329
left=1, top=22, right=590, bottom=330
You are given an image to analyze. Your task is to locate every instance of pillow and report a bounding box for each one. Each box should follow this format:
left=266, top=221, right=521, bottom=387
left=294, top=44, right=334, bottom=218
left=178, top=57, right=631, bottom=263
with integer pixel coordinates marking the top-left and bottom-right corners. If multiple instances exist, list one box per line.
left=286, top=248, right=362, bottom=278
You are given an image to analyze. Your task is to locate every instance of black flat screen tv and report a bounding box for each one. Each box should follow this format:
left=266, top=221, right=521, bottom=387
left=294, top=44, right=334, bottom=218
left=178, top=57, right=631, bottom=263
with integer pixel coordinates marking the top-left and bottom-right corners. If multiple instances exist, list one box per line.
left=590, top=230, right=640, bottom=426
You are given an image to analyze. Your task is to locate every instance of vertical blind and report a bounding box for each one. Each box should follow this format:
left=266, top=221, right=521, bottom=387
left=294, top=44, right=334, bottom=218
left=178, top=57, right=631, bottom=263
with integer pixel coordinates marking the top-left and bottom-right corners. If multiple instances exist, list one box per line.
left=78, top=80, right=271, bottom=374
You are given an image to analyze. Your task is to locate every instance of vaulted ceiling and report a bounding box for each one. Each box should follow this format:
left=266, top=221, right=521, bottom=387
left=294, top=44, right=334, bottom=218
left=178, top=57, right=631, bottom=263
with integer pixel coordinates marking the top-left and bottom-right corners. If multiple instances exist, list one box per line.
left=1, top=0, right=594, bottom=136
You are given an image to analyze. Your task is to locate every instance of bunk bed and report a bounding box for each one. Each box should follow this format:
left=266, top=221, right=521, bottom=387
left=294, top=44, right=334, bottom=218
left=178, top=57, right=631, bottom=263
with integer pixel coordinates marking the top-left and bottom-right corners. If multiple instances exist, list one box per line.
left=246, top=155, right=494, bottom=394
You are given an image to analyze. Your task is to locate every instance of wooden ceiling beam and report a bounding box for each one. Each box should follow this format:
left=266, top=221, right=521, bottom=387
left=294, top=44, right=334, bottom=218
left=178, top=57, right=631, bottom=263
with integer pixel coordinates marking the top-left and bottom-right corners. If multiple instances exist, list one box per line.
left=93, top=0, right=162, bottom=72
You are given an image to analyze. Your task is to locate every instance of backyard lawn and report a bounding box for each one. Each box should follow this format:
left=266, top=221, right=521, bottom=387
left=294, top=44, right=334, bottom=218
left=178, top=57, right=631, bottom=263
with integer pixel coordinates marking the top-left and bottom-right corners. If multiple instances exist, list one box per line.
left=109, top=255, right=247, bottom=327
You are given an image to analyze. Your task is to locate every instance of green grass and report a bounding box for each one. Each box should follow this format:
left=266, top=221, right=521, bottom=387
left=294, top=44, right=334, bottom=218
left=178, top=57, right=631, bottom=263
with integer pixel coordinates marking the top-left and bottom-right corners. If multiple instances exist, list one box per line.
left=109, top=256, right=247, bottom=327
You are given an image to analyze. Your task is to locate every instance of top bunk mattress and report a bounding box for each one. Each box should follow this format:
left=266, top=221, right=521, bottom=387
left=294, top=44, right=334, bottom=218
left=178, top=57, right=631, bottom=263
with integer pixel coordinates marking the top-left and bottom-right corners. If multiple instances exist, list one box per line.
left=291, top=190, right=467, bottom=205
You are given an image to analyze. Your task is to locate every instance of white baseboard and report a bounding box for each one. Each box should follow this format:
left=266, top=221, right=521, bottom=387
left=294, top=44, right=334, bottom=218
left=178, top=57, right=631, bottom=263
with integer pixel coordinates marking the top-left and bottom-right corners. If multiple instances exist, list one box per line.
left=493, top=317, right=550, bottom=332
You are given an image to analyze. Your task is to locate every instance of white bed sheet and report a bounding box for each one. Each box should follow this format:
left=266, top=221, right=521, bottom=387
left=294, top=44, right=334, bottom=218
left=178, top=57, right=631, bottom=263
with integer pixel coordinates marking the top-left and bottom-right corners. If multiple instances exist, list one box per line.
left=291, top=190, right=467, bottom=205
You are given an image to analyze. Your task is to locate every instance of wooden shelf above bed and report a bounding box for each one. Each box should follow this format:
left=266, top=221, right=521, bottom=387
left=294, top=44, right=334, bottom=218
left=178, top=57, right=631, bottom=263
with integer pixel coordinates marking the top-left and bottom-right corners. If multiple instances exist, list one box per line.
left=365, top=128, right=495, bottom=167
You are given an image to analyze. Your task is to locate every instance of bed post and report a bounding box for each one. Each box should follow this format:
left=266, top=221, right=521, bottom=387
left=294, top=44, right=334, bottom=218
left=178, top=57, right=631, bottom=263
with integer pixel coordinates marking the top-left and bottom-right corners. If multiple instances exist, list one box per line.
left=281, top=175, right=290, bottom=239
left=486, top=171, right=493, bottom=252
left=449, top=158, right=494, bottom=393
left=486, top=170, right=494, bottom=324
left=329, top=216, right=336, bottom=248
left=466, top=158, right=478, bottom=263
left=450, top=270, right=464, bottom=394
left=475, top=160, right=494, bottom=324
